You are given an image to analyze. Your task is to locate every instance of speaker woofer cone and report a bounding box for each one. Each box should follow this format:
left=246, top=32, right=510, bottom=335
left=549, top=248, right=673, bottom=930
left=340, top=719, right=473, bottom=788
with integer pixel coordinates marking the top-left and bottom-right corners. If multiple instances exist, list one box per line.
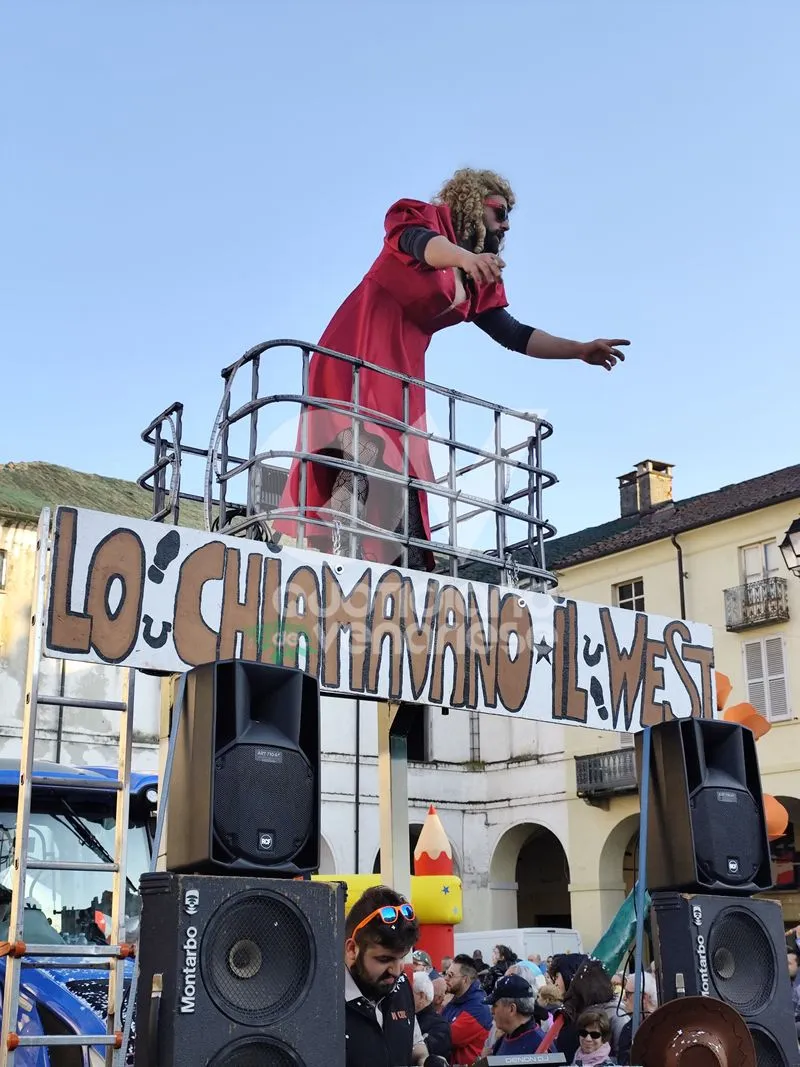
left=208, top=1035, right=303, bottom=1067
left=749, top=1026, right=789, bottom=1067
left=201, top=891, right=313, bottom=1025
left=228, top=939, right=263, bottom=980
left=707, top=907, right=775, bottom=1016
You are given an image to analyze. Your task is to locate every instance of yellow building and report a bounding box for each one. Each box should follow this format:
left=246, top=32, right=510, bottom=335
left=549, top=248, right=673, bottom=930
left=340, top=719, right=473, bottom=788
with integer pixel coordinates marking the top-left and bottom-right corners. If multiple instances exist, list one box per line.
left=544, top=459, right=800, bottom=947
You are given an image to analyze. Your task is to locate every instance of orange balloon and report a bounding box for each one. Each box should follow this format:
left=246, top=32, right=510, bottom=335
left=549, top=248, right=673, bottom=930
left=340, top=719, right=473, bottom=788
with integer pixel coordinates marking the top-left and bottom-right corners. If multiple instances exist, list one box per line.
left=715, top=671, right=733, bottom=711
left=722, top=702, right=771, bottom=739
left=764, top=794, right=789, bottom=841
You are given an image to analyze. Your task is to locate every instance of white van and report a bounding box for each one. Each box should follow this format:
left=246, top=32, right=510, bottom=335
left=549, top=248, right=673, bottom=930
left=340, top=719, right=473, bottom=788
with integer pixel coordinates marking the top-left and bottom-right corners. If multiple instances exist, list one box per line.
left=454, top=927, right=583, bottom=966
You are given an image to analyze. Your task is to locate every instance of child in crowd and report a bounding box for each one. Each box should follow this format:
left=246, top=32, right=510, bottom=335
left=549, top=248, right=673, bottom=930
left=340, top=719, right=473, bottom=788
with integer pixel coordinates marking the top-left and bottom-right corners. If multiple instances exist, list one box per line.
left=535, top=982, right=563, bottom=1033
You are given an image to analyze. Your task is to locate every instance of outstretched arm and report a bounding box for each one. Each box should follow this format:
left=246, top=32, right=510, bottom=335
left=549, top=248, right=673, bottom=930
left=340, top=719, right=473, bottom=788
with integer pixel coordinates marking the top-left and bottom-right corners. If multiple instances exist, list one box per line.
left=474, top=311, right=629, bottom=371
left=526, top=330, right=629, bottom=370
left=397, top=228, right=630, bottom=370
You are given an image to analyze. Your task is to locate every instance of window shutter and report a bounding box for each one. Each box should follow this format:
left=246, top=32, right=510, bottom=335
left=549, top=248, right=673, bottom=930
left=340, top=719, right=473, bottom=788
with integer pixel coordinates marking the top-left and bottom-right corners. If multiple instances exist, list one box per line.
left=743, top=640, right=767, bottom=717
left=764, top=636, right=790, bottom=721
left=743, top=637, right=791, bottom=723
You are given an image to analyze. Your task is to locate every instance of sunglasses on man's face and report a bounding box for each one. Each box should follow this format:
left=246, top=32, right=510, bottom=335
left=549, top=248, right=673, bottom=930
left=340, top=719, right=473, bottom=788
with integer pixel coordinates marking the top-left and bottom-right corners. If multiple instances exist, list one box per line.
left=579, top=1030, right=603, bottom=1040
left=351, top=903, right=415, bottom=940
left=484, top=200, right=509, bottom=223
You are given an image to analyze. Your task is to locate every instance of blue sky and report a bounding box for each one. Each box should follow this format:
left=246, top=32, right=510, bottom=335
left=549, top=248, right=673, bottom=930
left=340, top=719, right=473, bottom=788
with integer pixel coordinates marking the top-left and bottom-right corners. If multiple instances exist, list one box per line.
left=3, top=1, right=798, bottom=541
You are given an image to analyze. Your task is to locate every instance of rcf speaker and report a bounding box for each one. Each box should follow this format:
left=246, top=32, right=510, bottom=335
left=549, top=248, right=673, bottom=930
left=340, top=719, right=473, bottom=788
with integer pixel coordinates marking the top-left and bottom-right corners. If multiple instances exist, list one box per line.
left=636, top=717, right=772, bottom=893
left=167, top=659, right=320, bottom=877
left=134, top=872, right=345, bottom=1067
left=651, top=892, right=800, bottom=1067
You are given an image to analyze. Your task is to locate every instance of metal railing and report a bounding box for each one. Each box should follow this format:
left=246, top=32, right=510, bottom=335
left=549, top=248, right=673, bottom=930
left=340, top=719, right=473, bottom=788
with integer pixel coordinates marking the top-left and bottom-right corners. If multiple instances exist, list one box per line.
left=138, top=339, right=560, bottom=588
left=575, top=748, right=638, bottom=799
left=723, top=576, right=790, bottom=632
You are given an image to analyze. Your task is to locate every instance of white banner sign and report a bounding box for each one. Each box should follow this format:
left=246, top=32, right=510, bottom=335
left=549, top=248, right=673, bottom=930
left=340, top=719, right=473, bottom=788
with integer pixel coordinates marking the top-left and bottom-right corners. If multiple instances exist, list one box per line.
left=43, top=507, right=716, bottom=731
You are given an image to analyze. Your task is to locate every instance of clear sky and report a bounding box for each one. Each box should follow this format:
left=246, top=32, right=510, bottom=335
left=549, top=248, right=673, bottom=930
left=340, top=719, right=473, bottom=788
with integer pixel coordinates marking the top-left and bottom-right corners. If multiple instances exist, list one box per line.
left=3, top=1, right=798, bottom=541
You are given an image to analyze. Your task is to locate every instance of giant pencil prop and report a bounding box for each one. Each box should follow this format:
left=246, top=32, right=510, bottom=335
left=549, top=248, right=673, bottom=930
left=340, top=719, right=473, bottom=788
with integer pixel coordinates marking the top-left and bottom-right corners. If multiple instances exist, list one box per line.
left=312, top=805, right=462, bottom=958
left=412, top=805, right=457, bottom=970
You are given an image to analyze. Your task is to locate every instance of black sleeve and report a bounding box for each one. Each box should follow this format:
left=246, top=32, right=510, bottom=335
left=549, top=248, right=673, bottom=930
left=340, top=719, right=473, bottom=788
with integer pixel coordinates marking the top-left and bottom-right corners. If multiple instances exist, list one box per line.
left=474, top=307, right=535, bottom=354
left=398, top=225, right=439, bottom=263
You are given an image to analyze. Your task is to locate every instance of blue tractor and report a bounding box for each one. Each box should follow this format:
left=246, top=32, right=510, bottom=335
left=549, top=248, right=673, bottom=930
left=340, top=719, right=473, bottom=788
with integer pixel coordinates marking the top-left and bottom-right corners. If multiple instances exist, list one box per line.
left=0, top=759, right=158, bottom=1066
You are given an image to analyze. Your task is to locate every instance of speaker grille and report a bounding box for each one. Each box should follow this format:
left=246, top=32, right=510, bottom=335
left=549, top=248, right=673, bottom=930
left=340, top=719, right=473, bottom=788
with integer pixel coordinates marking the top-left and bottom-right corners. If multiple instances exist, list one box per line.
left=750, top=1027, right=789, bottom=1067
left=202, top=890, right=313, bottom=1025
left=707, top=907, right=775, bottom=1015
left=691, top=786, right=763, bottom=885
left=209, top=1036, right=302, bottom=1067
left=214, top=743, right=314, bottom=864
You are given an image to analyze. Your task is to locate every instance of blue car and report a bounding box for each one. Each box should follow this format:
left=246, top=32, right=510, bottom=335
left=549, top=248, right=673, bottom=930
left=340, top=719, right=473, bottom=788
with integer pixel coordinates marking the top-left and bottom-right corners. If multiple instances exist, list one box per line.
left=0, top=759, right=158, bottom=1066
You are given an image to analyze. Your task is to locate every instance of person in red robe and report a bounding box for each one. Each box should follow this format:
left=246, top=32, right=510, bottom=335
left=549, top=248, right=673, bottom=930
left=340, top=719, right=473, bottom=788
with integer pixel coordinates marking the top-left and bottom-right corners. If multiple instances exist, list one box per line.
left=273, top=167, right=628, bottom=569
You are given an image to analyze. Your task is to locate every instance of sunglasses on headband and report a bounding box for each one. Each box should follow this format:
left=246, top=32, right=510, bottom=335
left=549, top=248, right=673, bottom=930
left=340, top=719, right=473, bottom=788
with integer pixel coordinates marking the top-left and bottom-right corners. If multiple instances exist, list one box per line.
left=579, top=1029, right=604, bottom=1041
left=351, top=903, right=415, bottom=940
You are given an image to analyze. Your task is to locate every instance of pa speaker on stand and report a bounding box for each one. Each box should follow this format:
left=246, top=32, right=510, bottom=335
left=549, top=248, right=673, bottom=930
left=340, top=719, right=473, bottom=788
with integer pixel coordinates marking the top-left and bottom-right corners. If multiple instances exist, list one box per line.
left=166, top=659, right=321, bottom=876
left=635, top=716, right=772, bottom=894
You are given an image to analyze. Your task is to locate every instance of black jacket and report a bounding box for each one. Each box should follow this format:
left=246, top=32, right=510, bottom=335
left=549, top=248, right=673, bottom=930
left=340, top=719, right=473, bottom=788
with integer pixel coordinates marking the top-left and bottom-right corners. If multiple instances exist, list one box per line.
left=345, top=973, right=418, bottom=1067
left=416, top=1004, right=452, bottom=1058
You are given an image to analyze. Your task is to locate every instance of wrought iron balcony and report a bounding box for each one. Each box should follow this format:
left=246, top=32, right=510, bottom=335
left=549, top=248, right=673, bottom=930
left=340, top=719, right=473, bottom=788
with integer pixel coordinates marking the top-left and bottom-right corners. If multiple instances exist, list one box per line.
left=575, top=748, right=638, bottom=800
left=724, top=576, right=790, bottom=632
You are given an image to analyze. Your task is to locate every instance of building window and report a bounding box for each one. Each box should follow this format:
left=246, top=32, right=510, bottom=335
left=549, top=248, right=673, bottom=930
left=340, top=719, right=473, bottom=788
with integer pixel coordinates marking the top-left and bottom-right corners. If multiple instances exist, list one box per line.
left=0, top=549, right=6, bottom=592
left=403, top=704, right=430, bottom=762
left=740, top=540, right=781, bottom=583
left=743, top=636, right=792, bottom=723
left=615, top=578, right=645, bottom=612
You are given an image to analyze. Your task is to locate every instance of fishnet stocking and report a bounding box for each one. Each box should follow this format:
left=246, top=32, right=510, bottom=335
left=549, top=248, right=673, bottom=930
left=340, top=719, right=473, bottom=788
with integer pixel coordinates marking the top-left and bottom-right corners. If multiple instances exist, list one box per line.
left=325, top=428, right=429, bottom=568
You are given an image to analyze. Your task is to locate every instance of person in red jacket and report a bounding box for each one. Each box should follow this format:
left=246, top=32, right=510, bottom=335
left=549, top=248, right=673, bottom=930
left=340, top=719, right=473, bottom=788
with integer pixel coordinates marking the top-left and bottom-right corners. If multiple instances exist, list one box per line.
left=442, top=954, right=492, bottom=1064
left=274, top=167, right=629, bottom=568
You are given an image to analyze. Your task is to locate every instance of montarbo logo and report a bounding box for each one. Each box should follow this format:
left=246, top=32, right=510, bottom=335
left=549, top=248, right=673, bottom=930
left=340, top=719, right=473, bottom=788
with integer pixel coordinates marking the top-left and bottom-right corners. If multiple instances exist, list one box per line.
left=184, top=889, right=199, bottom=916
left=692, top=904, right=710, bottom=996
left=180, top=925, right=198, bottom=1013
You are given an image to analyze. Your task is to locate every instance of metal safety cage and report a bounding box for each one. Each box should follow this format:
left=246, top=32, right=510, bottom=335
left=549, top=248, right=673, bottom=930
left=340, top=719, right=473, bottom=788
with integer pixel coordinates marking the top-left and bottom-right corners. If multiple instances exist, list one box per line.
left=138, top=338, right=559, bottom=589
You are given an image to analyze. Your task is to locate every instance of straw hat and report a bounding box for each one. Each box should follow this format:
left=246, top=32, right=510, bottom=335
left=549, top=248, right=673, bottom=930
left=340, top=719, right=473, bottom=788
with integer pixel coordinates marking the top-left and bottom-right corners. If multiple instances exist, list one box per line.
left=630, top=996, right=756, bottom=1067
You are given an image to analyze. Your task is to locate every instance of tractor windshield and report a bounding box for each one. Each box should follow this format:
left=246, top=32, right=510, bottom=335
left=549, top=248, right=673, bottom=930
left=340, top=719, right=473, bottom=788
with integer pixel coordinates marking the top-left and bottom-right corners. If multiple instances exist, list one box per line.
left=0, top=790, right=153, bottom=947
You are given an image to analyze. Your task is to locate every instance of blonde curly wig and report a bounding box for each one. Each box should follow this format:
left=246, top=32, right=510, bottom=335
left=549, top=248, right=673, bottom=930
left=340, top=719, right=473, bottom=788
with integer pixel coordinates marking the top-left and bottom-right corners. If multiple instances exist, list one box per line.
left=434, top=167, right=516, bottom=253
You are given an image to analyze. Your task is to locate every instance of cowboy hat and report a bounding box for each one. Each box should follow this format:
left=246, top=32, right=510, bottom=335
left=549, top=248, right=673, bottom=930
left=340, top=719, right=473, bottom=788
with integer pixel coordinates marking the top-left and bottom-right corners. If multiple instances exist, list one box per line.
left=630, top=995, right=756, bottom=1067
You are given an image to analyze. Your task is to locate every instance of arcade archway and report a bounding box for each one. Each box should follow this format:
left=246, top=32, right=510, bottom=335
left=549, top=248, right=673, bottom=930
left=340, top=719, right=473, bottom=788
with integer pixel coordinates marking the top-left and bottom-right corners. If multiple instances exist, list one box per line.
left=598, top=812, right=640, bottom=896
left=319, top=835, right=337, bottom=875
left=490, top=823, right=571, bottom=928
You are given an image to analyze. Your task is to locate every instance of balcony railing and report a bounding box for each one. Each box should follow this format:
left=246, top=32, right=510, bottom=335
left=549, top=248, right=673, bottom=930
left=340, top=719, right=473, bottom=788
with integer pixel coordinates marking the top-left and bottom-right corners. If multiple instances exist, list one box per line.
left=724, top=576, right=790, bottom=632
left=575, top=748, right=638, bottom=800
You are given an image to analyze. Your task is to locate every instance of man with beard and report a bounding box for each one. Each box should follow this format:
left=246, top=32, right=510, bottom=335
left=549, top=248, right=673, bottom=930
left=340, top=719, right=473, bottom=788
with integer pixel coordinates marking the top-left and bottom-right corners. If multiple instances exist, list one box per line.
left=344, top=885, right=428, bottom=1067
left=275, top=167, right=629, bottom=569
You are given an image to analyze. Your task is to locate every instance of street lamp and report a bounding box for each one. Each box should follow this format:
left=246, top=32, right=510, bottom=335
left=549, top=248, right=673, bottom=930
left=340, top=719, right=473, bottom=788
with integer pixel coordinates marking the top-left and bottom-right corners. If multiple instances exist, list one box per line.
left=779, top=517, right=800, bottom=578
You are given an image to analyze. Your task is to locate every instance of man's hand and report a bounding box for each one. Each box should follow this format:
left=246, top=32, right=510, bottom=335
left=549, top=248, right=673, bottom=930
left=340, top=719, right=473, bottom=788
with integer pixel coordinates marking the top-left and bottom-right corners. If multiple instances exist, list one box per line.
left=578, top=338, right=630, bottom=370
left=457, top=249, right=505, bottom=286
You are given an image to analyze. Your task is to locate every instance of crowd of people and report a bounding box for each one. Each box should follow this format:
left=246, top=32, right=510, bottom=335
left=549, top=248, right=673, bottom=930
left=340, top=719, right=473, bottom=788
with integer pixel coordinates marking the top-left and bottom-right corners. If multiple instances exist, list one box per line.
left=343, top=884, right=800, bottom=1066
left=343, top=884, right=664, bottom=1067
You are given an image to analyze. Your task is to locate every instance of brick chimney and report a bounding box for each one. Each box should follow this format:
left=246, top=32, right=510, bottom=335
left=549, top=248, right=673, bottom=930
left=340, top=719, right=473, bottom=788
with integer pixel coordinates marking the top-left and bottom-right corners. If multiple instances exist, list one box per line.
left=618, top=460, right=674, bottom=517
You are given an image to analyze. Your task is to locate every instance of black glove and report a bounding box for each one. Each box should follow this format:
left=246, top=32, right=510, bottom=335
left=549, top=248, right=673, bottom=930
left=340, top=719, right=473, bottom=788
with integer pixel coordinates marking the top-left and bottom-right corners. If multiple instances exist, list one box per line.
left=424, top=1056, right=450, bottom=1067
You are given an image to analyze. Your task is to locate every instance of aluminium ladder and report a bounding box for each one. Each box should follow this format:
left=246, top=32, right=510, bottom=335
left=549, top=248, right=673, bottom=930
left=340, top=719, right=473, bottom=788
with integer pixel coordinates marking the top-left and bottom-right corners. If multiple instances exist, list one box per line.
left=0, top=508, right=138, bottom=1067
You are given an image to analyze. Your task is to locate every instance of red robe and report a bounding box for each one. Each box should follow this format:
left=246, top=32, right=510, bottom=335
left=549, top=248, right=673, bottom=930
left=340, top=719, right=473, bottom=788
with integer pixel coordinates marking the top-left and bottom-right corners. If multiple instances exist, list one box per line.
left=273, top=198, right=509, bottom=566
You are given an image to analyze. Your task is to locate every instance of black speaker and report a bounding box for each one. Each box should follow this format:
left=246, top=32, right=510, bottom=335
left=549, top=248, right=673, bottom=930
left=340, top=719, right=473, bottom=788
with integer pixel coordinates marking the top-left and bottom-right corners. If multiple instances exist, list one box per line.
left=134, top=872, right=345, bottom=1067
left=167, top=659, right=321, bottom=877
left=651, top=892, right=800, bottom=1067
left=636, top=717, right=772, bottom=893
